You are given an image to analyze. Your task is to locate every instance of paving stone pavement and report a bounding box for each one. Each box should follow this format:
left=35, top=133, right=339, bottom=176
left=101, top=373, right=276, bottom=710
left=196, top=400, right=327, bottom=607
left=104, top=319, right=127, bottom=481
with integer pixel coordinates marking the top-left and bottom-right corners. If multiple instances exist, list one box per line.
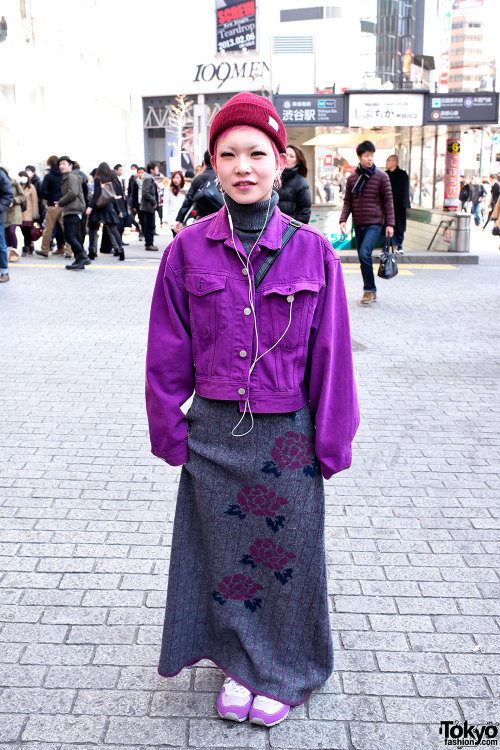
left=1, top=234, right=499, bottom=750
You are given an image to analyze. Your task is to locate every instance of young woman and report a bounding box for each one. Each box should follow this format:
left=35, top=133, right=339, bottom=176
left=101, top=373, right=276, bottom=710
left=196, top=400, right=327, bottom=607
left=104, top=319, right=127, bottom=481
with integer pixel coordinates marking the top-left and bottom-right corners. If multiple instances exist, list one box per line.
left=19, top=170, right=39, bottom=255
left=86, top=162, right=124, bottom=261
left=277, top=144, right=312, bottom=224
left=164, top=170, right=186, bottom=238
left=145, top=93, right=359, bottom=728
left=4, top=170, right=24, bottom=263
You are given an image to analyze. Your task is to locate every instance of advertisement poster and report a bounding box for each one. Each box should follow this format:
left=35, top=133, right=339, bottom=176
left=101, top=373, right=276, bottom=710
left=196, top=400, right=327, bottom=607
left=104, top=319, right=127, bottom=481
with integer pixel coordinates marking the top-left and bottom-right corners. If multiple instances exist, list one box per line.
left=216, top=0, right=256, bottom=54
left=444, top=138, right=461, bottom=211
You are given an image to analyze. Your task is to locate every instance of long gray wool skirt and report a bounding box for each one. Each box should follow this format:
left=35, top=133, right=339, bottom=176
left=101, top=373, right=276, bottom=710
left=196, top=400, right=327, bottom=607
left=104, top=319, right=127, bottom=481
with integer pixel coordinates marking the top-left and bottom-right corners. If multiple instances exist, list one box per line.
left=158, top=395, right=334, bottom=705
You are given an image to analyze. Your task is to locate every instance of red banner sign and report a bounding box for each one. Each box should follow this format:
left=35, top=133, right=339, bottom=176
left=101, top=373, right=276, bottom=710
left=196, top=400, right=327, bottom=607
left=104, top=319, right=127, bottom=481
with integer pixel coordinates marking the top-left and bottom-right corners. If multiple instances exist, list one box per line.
left=444, top=138, right=461, bottom=211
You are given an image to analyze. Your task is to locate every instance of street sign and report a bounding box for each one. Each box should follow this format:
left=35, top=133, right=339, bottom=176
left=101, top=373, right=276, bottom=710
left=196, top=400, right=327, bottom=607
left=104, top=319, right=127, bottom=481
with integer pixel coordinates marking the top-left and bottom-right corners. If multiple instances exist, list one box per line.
left=274, top=95, right=346, bottom=126
left=424, top=93, right=499, bottom=125
left=348, top=93, right=424, bottom=127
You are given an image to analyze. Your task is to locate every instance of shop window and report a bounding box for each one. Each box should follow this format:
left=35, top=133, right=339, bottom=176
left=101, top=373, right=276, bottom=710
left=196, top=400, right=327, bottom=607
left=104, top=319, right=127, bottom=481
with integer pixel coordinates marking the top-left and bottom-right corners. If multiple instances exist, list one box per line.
left=421, top=128, right=435, bottom=209
left=409, top=132, right=422, bottom=206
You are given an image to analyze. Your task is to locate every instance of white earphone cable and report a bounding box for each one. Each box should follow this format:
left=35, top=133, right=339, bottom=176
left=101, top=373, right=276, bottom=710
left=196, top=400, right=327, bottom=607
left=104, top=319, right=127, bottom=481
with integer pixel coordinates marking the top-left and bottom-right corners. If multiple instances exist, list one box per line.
left=220, top=185, right=294, bottom=438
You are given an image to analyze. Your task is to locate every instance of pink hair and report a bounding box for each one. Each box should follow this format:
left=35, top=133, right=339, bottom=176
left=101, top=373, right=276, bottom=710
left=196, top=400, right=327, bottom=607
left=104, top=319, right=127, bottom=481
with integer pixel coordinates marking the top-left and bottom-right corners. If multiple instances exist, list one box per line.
left=212, top=125, right=280, bottom=165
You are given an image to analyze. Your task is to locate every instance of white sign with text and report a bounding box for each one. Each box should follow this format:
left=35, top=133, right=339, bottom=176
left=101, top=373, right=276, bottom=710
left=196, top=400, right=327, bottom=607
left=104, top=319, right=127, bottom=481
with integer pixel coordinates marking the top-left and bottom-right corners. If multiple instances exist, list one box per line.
left=348, top=93, right=424, bottom=127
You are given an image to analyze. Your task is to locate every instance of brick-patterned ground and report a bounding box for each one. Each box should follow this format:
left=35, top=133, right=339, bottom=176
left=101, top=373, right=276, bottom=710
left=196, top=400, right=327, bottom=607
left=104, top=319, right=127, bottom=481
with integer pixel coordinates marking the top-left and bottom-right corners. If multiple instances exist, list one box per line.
left=1, top=234, right=499, bottom=749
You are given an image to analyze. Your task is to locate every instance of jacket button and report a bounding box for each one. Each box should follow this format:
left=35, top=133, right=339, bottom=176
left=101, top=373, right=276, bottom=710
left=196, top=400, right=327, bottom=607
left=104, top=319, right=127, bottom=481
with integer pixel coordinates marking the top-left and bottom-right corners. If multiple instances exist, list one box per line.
left=241, top=268, right=248, bottom=275
left=239, top=350, right=247, bottom=358
left=243, top=307, right=251, bottom=315
left=238, top=387, right=246, bottom=395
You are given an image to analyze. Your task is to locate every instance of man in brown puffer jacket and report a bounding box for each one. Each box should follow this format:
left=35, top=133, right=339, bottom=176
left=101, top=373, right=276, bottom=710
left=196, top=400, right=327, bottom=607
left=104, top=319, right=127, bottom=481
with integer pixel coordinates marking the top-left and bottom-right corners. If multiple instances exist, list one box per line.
left=339, top=140, right=395, bottom=305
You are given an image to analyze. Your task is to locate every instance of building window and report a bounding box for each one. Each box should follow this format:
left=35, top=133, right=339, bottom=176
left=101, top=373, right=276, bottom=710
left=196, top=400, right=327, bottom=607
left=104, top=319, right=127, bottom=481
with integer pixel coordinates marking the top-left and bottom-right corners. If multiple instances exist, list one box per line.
left=325, top=6, right=342, bottom=17
left=280, top=7, right=324, bottom=22
left=273, top=36, right=314, bottom=53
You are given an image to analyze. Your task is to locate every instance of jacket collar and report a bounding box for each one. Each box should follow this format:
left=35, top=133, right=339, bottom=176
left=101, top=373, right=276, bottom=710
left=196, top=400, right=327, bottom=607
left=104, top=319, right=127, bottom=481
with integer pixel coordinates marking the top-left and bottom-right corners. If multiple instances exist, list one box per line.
left=206, top=204, right=284, bottom=250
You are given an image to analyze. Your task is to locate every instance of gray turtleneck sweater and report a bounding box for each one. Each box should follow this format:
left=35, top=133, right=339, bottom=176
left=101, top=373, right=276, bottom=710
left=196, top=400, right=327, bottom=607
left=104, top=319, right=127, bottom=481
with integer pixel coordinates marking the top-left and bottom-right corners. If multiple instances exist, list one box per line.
left=224, top=191, right=279, bottom=254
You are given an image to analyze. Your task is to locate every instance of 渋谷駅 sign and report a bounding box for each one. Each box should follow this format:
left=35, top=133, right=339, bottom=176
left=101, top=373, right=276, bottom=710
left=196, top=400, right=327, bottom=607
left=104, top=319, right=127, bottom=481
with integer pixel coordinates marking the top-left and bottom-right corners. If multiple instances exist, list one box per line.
left=216, top=0, right=256, bottom=54
left=274, top=95, right=347, bottom=126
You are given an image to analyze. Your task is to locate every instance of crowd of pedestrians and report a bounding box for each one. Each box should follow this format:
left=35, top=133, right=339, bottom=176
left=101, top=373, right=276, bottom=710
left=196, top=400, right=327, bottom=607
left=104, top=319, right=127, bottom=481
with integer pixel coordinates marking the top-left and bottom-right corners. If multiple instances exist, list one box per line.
left=0, top=157, right=189, bottom=280
left=0, top=140, right=407, bottom=301
left=23, top=135, right=500, bottom=303
left=459, top=172, right=500, bottom=229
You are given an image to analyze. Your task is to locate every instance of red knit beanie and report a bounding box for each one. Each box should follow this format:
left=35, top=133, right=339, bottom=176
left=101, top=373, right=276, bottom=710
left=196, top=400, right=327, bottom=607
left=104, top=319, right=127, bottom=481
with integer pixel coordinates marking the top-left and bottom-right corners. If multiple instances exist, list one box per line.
left=209, top=93, right=287, bottom=157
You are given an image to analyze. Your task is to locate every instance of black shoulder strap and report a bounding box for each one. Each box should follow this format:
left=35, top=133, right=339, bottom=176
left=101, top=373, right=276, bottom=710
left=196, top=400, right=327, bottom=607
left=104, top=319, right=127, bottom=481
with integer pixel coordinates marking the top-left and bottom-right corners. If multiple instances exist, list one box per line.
left=254, top=219, right=302, bottom=290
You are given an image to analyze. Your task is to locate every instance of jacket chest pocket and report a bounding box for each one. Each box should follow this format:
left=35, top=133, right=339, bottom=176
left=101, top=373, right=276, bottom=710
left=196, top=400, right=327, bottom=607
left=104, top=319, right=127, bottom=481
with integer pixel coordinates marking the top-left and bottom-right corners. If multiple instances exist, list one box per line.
left=259, top=281, right=320, bottom=351
left=184, top=272, right=228, bottom=337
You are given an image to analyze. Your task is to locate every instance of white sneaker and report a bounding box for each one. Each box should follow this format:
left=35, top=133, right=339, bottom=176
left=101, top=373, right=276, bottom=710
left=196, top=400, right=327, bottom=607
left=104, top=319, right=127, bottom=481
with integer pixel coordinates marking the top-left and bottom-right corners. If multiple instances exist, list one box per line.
left=249, top=693, right=290, bottom=726
left=216, top=676, right=253, bottom=722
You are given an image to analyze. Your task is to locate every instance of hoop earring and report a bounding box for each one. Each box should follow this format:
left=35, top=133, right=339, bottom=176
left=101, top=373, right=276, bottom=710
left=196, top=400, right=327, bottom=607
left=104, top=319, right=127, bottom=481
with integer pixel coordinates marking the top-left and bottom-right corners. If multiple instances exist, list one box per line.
left=273, top=174, right=282, bottom=190
left=215, top=177, right=224, bottom=193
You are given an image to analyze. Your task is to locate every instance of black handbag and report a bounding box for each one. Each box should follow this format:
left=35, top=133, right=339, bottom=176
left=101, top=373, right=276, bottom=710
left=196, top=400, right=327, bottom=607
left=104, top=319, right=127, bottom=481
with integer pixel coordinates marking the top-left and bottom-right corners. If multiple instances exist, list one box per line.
left=492, top=225, right=499, bottom=236
left=192, top=178, right=224, bottom=215
left=95, top=181, right=116, bottom=208
left=377, top=236, right=399, bottom=280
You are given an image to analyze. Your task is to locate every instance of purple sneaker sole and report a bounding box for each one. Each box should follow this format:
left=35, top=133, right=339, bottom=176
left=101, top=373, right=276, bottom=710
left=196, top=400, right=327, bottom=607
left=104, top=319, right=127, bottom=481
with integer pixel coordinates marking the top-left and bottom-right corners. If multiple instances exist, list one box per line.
left=216, top=686, right=252, bottom=722
left=249, top=702, right=290, bottom=727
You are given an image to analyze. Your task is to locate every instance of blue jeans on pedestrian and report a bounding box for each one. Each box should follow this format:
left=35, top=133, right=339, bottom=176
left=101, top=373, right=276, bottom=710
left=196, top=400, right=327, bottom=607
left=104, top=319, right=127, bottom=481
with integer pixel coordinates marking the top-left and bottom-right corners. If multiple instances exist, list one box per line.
left=354, top=224, right=383, bottom=293
left=0, top=223, right=8, bottom=274
left=472, top=202, right=482, bottom=226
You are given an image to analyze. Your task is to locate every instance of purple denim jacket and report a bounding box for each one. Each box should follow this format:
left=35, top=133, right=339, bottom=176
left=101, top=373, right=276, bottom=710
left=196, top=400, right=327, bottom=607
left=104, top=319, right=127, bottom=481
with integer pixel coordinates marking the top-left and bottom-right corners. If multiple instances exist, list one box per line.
left=145, top=206, right=360, bottom=479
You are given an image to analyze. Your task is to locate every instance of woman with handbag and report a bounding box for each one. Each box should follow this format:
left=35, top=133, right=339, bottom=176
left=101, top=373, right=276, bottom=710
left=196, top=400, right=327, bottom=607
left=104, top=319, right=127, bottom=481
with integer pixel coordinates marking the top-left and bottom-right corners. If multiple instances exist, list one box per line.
left=86, top=162, right=124, bottom=261
left=18, top=170, right=39, bottom=256
left=146, top=93, right=359, bottom=728
left=4, top=170, right=25, bottom=263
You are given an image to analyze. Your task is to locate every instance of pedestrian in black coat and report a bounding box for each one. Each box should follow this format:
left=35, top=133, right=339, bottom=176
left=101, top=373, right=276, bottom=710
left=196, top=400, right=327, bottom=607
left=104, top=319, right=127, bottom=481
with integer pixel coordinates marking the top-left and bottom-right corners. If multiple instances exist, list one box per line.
left=86, top=162, right=124, bottom=260
left=0, top=165, right=14, bottom=282
left=25, top=165, right=45, bottom=225
left=277, top=145, right=311, bottom=224
left=385, top=155, right=410, bottom=251
left=174, top=151, right=217, bottom=231
left=483, top=173, right=500, bottom=230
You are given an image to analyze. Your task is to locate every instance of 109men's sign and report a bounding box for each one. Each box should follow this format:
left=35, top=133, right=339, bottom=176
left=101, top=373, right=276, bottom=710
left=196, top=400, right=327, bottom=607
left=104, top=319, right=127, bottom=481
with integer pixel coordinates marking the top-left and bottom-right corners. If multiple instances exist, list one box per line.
left=194, top=60, right=269, bottom=89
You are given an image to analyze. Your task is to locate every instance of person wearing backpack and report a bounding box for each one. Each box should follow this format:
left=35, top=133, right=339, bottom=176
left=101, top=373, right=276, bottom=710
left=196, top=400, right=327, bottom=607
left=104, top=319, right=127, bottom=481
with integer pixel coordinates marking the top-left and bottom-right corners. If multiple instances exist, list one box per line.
left=174, top=150, right=220, bottom=233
